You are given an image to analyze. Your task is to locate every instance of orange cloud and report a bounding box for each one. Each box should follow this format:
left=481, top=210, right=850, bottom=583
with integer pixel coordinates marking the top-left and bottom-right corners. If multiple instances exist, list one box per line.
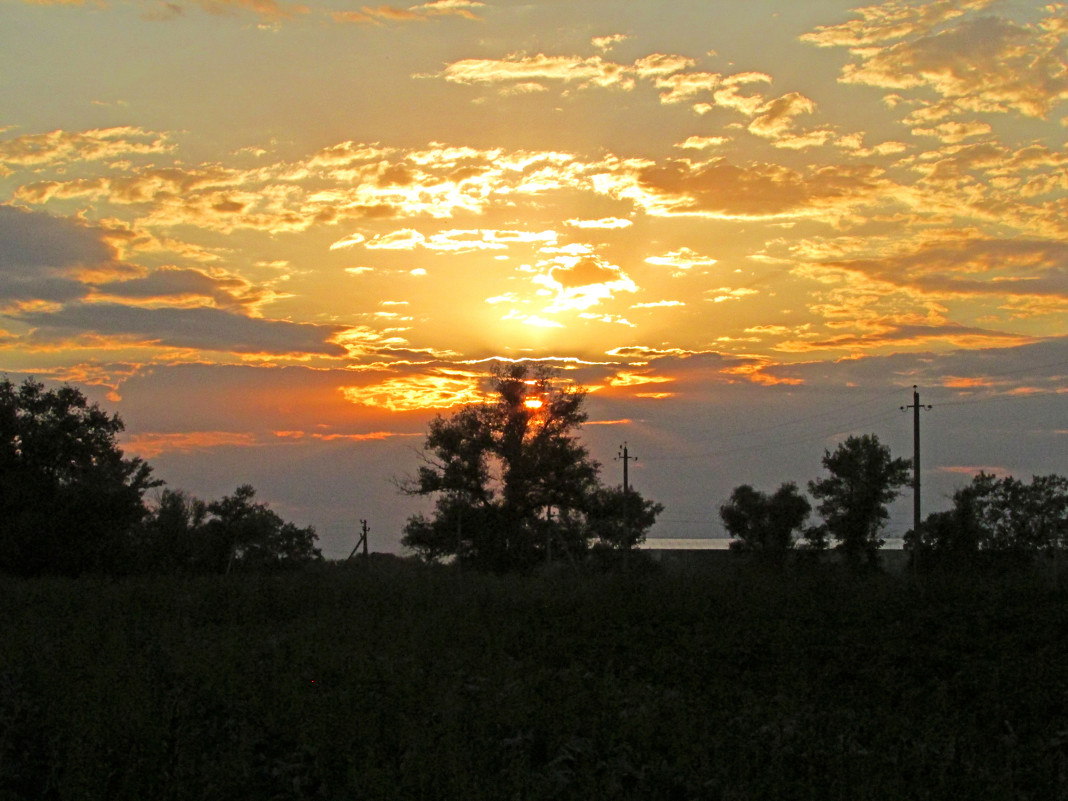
left=274, top=429, right=420, bottom=441
left=122, top=431, right=258, bottom=458
left=607, top=370, right=674, bottom=388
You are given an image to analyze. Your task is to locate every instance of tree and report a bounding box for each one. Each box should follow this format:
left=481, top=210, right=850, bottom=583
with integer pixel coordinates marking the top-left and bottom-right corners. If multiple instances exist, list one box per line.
left=720, top=482, right=810, bottom=562
left=0, top=376, right=159, bottom=576
left=137, top=485, right=323, bottom=573
left=907, top=472, right=1068, bottom=559
left=205, top=485, right=322, bottom=573
left=808, top=433, right=910, bottom=567
left=400, top=363, right=661, bottom=571
left=586, top=485, right=664, bottom=551
left=131, top=488, right=209, bottom=573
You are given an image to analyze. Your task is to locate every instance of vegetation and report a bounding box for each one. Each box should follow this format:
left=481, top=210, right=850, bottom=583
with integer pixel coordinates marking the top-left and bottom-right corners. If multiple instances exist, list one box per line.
left=721, top=434, right=912, bottom=567
left=3, top=562, right=1068, bottom=801
left=4, top=373, right=1068, bottom=798
left=907, top=472, right=1068, bottom=562
left=401, top=363, right=662, bottom=571
left=0, top=377, right=159, bottom=576
left=719, top=482, right=810, bottom=562
left=134, top=485, right=322, bottom=575
left=808, top=433, right=911, bottom=566
left=0, top=377, right=321, bottom=577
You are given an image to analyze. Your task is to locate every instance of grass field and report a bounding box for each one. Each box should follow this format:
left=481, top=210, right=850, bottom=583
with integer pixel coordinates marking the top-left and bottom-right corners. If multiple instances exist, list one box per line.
left=2, top=557, right=1067, bottom=800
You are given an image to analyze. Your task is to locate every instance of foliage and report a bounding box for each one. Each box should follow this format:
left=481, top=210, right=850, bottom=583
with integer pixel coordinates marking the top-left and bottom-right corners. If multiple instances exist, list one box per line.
left=720, top=482, right=810, bottom=561
left=401, top=363, right=661, bottom=571
left=584, top=485, right=663, bottom=551
left=137, top=485, right=322, bottom=574
left=3, top=565, right=1068, bottom=800
left=808, top=434, right=911, bottom=567
left=907, top=471, right=1068, bottom=558
left=0, top=376, right=159, bottom=576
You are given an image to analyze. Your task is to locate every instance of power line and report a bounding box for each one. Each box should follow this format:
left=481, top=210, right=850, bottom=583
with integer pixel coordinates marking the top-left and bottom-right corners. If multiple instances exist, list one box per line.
left=689, top=385, right=904, bottom=442
left=933, top=388, right=1065, bottom=409
left=643, top=406, right=903, bottom=463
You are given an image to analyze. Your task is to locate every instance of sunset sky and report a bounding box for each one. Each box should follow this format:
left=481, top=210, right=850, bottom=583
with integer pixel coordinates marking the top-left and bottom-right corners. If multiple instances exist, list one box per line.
left=2, top=0, right=1066, bottom=556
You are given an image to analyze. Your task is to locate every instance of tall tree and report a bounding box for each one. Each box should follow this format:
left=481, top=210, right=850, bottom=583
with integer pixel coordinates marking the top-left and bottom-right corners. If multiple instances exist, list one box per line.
left=0, top=377, right=159, bottom=576
left=401, top=363, right=660, bottom=571
left=808, top=434, right=911, bottom=567
left=720, top=482, right=810, bottom=562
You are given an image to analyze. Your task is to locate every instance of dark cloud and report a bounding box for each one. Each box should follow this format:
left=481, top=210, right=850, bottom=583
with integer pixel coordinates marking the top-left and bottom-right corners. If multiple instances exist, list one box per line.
left=0, top=206, right=115, bottom=269
left=826, top=237, right=1068, bottom=298
left=758, top=336, right=1068, bottom=396
left=94, top=266, right=262, bottom=309
left=13, top=303, right=350, bottom=356
left=0, top=205, right=122, bottom=303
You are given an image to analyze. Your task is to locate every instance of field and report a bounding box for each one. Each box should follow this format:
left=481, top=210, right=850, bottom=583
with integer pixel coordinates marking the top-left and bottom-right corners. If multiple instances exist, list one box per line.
left=2, top=557, right=1067, bottom=800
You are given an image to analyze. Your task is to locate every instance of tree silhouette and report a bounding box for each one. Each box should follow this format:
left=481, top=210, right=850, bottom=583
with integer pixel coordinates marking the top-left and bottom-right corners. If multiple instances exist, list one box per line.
left=586, top=485, right=663, bottom=551
left=808, top=433, right=910, bottom=567
left=401, top=363, right=661, bottom=571
left=137, top=485, right=322, bottom=573
left=907, top=472, right=1068, bottom=559
left=0, top=376, right=159, bottom=576
left=720, top=482, right=810, bottom=563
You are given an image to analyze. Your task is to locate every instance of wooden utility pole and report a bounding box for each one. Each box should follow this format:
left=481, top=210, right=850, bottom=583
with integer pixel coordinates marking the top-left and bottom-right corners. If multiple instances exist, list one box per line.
left=617, top=442, right=635, bottom=494
left=901, top=387, right=932, bottom=534
left=617, top=442, right=638, bottom=566
left=348, top=519, right=369, bottom=560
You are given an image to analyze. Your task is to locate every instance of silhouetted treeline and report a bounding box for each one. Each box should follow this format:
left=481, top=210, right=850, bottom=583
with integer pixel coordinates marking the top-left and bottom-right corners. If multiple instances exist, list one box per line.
left=906, top=472, right=1068, bottom=567
left=721, top=432, right=1068, bottom=571
left=0, top=377, right=321, bottom=577
left=721, top=433, right=911, bottom=568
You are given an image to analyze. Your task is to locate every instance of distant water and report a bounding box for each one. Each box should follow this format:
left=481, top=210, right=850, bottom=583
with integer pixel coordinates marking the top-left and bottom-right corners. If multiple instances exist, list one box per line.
left=642, top=538, right=907, bottom=550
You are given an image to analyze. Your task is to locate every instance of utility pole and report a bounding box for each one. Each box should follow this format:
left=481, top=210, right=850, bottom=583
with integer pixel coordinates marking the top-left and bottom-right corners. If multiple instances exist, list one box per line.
left=617, top=442, right=636, bottom=494
left=901, top=387, right=932, bottom=534
left=617, top=442, right=637, bottom=565
left=348, top=519, right=369, bottom=560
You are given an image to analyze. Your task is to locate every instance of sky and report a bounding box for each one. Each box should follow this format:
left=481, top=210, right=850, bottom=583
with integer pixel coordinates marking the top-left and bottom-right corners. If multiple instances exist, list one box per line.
left=1, top=0, right=1066, bottom=557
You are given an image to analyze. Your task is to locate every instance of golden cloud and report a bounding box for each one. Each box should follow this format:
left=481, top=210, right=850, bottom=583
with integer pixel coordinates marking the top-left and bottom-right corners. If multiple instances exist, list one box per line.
left=801, top=0, right=999, bottom=48
left=0, top=126, right=171, bottom=174
left=341, top=370, right=487, bottom=411
left=437, top=50, right=698, bottom=95
left=608, top=370, right=674, bottom=388
left=564, top=217, right=632, bottom=229
left=655, top=71, right=722, bottom=104
left=615, top=157, right=889, bottom=219
left=809, top=6, right=1068, bottom=119
left=747, top=92, right=816, bottom=139
left=534, top=256, right=638, bottom=314
left=676, top=136, right=728, bottom=150
left=592, top=34, right=630, bottom=52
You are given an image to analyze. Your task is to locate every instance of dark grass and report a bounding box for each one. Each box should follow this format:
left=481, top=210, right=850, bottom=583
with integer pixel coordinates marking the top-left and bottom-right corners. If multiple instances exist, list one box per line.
left=2, top=557, right=1068, bottom=800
